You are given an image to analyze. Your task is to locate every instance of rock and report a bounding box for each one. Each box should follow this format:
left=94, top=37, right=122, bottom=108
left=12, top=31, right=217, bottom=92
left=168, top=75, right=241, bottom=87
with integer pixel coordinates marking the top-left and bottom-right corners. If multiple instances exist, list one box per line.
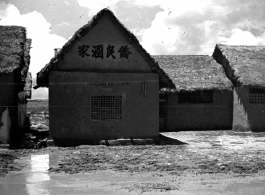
left=30, top=125, right=38, bottom=131
left=36, top=140, right=47, bottom=148
left=0, top=144, right=9, bottom=149
left=47, top=138, right=55, bottom=147
left=30, top=116, right=45, bottom=121
left=30, top=124, right=49, bottom=130
left=132, top=139, right=155, bottom=145
left=99, top=140, right=108, bottom=145
left=36, top=124, right=49, bottom=130
left=108, top=139, right=133, bottom=146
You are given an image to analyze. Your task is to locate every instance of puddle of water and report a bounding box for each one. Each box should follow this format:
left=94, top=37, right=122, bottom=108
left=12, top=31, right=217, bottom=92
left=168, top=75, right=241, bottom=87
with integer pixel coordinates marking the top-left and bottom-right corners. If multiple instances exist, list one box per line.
left=0, top=154, right=51, bottom=195
left=0, top=154, right=156, bottom=195
left=31, top=154, right=49, bottom=172
left=25, top=154, right=50, bottom=195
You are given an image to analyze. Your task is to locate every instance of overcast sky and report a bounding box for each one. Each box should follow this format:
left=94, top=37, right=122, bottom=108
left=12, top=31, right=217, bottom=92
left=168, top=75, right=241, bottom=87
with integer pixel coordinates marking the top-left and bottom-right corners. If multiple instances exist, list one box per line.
left=0, top=0, right=265, bottom=98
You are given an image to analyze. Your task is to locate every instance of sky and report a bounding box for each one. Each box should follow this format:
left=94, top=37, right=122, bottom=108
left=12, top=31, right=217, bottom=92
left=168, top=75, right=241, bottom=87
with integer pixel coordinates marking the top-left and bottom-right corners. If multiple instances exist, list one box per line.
left=0, top=0, right=265, bottom=98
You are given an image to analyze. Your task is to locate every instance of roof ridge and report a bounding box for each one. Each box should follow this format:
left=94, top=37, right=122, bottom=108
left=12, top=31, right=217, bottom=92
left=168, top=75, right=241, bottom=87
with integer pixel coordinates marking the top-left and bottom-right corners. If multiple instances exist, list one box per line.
left=217, top=43, right=265, bottom=48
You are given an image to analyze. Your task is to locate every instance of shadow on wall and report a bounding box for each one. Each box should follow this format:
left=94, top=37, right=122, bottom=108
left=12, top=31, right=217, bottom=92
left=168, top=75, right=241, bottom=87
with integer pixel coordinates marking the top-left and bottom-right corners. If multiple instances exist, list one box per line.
left=234, top=87, right=265, bottom=132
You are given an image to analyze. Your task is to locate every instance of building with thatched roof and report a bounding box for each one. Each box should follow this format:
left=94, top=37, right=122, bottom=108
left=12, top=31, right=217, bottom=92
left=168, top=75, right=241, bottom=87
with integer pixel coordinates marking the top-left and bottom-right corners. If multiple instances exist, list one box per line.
left=35, top=9, right=174, bottom=146
left=153, top=55, right=233, bottom=131
left=213, top=44, right=265, bottom=131
left=0, top=26, right=32, bottom=144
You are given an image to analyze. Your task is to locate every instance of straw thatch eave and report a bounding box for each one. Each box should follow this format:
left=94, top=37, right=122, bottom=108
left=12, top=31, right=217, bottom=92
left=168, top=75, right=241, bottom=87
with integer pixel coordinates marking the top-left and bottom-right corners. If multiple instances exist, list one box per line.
left=36, top=8, right=174, bottom=89
left=153, top=55, right=233, bottom=93
left=213, top=44, right=265, bottom=88
left=0, top=26, right=32, bottom=103
left=0, top=26, right=26, bottom=74
left=21, top=39, right=32, bottom=82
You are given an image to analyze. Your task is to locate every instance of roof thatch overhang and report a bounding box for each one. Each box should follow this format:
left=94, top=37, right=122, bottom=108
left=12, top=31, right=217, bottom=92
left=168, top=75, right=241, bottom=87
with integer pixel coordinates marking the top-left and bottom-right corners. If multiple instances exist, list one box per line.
left=153, top=55, right=233, bottom=93
left=21, top=39, right=32, bottom=82
left=0, top=26, right=32, bottom=103
left=0, top=26, right=27, bottom=76
left=213, top=44, right=265, bottom=88
left=35, top=9, right=175, bottom=90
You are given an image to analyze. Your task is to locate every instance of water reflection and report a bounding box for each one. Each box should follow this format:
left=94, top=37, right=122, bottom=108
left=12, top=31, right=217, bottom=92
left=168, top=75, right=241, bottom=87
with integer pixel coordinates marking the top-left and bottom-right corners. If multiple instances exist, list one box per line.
left=31, top=154, right=49, bottom=172
left=26, top=154, right=50, bottom=195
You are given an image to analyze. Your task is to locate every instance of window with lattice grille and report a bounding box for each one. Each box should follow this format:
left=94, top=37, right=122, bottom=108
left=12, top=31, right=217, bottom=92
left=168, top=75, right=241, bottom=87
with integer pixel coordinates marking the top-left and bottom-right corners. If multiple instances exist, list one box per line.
left=178, top=91, right=213, bottom=104
left=91, top=96, right=123, bottom=120
left=249, top=88, right=265, bottom=103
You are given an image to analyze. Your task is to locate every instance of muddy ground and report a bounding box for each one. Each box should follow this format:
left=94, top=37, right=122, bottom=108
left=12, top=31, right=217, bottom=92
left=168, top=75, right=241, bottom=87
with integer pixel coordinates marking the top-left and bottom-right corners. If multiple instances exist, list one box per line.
left=0, top=151, right=20, bottom=178
left=1, top=130, right=265, bottom=194
left=1, top=100, right=265, bottom=193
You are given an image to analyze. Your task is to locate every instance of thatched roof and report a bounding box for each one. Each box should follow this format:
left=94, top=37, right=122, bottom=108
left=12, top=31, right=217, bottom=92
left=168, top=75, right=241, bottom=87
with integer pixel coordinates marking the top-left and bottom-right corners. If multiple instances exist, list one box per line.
left=0, top=26, right=27, bottom=74
left=0, top=26, right=32, bottom=102
left=213, top=44, right=265, bottom=88
left=36, top=8, right=174, bottom=89
left=153, top=55, right=233, bottom=92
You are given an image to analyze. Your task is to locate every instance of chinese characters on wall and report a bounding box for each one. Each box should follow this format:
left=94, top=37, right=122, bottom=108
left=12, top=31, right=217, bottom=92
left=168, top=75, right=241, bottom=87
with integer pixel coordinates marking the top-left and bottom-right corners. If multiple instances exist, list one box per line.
left=78, top=44, right=132, bottom=59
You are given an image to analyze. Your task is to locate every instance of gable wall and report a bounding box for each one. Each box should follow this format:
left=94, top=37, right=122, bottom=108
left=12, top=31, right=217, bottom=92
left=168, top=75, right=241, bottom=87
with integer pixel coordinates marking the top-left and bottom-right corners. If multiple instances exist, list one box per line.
left=55, top=14, right=152, bottom=73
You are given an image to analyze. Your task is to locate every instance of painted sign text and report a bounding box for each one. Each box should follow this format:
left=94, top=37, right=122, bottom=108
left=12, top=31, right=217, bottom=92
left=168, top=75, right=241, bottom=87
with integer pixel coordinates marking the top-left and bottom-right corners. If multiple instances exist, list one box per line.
left=78, top=44, right=131, bottom=59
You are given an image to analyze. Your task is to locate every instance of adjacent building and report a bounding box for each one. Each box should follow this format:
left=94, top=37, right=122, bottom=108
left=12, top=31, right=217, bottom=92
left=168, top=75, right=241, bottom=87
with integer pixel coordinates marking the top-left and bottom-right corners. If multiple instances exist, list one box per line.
left=35, top=9, right=174, bottom=146
left=213, top=44, right=265, bottom=131
left=0, top=26, right=32, bottom=144
left=154, top=55, right=233, bottom=131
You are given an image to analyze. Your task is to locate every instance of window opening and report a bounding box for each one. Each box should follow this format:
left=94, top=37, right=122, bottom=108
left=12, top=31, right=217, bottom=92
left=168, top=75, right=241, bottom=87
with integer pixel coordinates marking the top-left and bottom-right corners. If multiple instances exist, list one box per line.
left=91, top=96, right=123, bottom=120
left=249, top=88, right=265, bottom=103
